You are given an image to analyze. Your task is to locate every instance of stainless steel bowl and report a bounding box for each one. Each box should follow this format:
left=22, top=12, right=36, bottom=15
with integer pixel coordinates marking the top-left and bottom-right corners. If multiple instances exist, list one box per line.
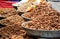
left=22, top=22, right=60, bottom=38
left=21, top=14, right=32, bottom=21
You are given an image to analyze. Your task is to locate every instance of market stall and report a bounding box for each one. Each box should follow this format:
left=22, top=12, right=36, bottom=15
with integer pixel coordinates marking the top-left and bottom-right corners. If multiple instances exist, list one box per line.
left=0, top=0, right=60, bottom=39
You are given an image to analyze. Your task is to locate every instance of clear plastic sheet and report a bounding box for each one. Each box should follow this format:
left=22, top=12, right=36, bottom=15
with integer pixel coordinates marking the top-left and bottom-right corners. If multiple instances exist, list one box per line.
left=49, top=2, right=60, bottom=12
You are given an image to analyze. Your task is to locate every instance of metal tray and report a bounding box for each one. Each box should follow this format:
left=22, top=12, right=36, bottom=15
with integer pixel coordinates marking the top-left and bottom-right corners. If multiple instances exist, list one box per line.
left=22, top=22, right=60, bottom=38
left=21, top=14, right=32, bottom=21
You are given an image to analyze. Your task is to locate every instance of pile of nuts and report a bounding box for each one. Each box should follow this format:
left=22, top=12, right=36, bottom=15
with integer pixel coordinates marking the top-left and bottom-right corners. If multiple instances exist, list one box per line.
left=0, top=8, right=18, bottom=18
left=0, top=15, right=24, bottom=26
left=24, top=2, right=52, bottom=19
left=0, top=25, right=33, bottom=39
left=0, top=8, right=34, bottom=39
left=24, top=3, right=60, bottom=30
left=1, top=2, right=60, bottom=39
